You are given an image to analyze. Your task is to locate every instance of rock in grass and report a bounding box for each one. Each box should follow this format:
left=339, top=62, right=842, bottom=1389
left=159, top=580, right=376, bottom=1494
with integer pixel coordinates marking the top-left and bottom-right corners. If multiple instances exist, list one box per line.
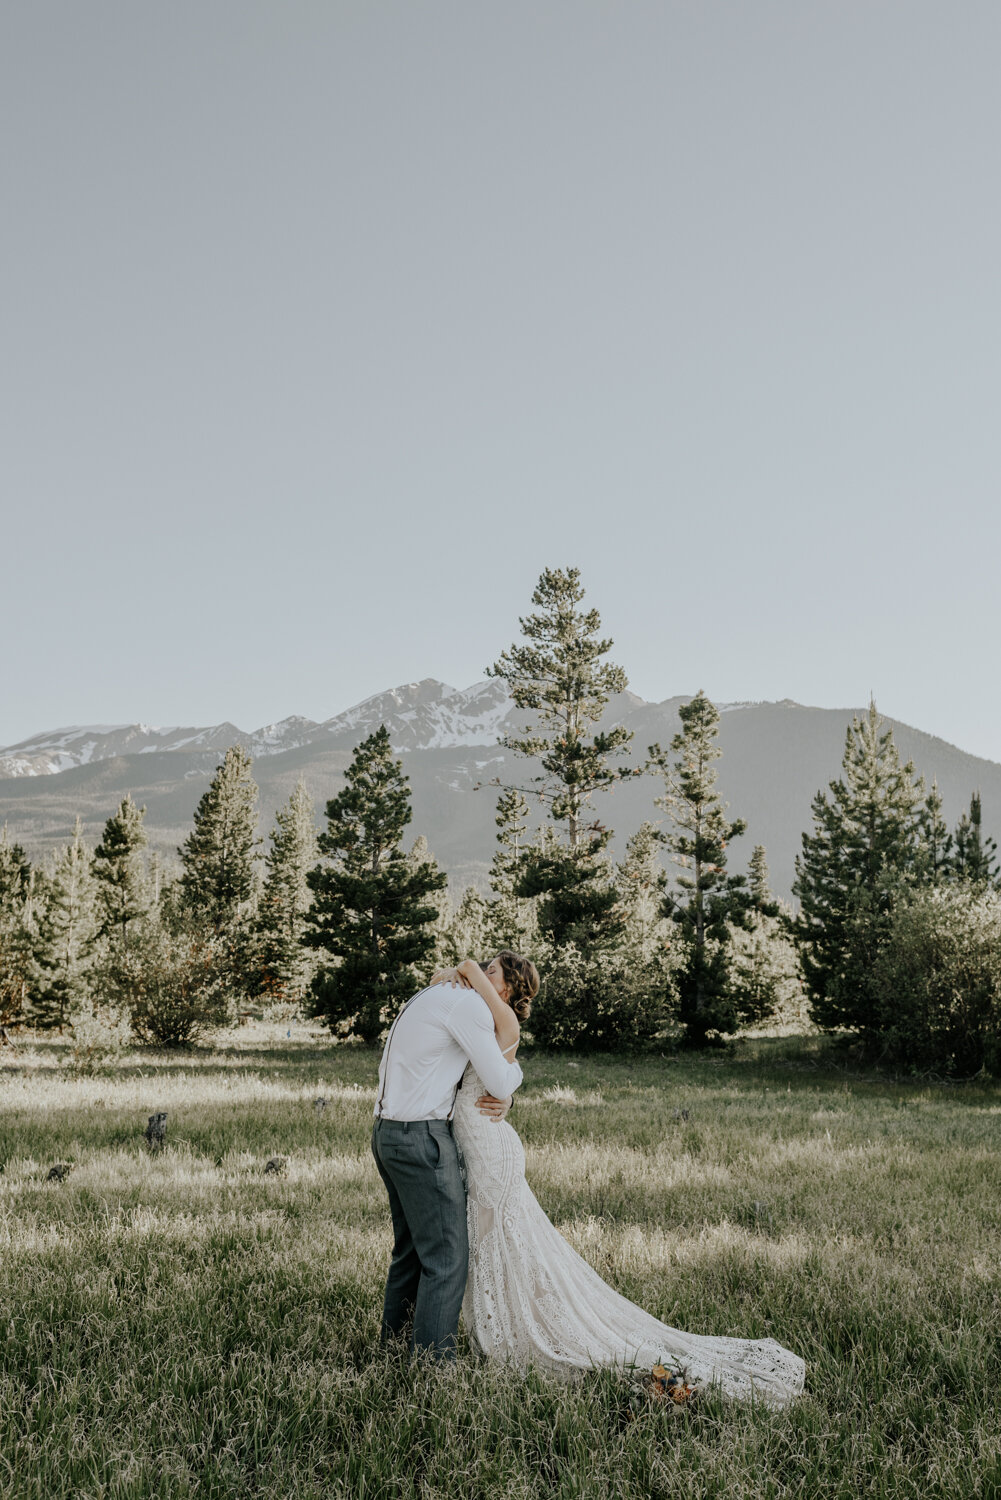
left=47, top=1163, right=73, bottom=1182
left=144, top=1112, right=168, bottom=1152
left=313, top=1097, right=328, bottom=1113
left=264, top=1156, right=289, bottom=1176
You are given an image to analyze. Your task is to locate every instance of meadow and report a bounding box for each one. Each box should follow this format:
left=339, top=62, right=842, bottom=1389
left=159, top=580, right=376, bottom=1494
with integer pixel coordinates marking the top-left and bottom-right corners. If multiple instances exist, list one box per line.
left=1, top=1026, right=999, bottom=1500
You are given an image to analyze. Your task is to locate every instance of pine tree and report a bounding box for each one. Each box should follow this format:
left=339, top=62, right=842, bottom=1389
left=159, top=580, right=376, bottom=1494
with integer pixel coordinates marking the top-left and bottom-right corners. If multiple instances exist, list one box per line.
left=730, top=845, right=797, bottom=1029
left=791, top=701, right=924, bottom=1035
left=405, top=836, right=453, bottom=967
left=30, top=818, right=99, bottom=1029
left=616, top=821, right=669, bottom=964
left=951, top=792, right=1000, bottom=888
left=303, top=727, right=447, bottom=1042
left=748, top=845, right=779, bottom=916
left=93, top=794, right=149, bottom=943
left=178, top=746, right=261, bottom=930
left=488, top=566, right=636, bottom=950
left=649, top=691, right=751, bottom=1046
left=254, top=778, right=319, bottom=1007
left=0, top=827, right=34, bottom=1028
left=915, top=780, right=952, bottom=887
left=0, top=826, right=32, bottom=916
left=484, top=788, right=537, bottom=953
left=444, top=886, right=490, bottom=965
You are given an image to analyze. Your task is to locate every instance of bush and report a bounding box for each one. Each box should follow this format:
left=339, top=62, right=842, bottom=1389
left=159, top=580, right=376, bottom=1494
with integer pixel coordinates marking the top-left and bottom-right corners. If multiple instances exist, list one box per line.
left=872, top=886, right=1001, bottom=1075
left=729, top=913, right=803, bottom=1029
left=67, top=1000, right=133, bottom=1074
left=106, top=911, right=234, bottom=1047
left=528, top=943, right=676, bottom=1051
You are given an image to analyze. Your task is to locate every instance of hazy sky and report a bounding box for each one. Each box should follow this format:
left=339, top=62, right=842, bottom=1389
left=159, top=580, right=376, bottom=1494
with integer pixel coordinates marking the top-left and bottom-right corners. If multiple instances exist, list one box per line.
left=3, top=3, right=1000, bottom=759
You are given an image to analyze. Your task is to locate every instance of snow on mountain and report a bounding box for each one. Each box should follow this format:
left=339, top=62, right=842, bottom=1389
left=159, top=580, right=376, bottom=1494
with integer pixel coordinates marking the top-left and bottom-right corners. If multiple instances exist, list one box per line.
left=315, top=679, right=517, bottom=751
left=0, top=681, right=521, bottom=778
left=0, top=722, right=249, bottom=777
left=0, top=680, right=763, bottom=780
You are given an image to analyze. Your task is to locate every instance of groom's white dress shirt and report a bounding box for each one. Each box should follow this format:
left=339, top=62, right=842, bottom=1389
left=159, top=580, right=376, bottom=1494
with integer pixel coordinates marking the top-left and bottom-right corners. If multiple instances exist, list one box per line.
left=374, top=982, right=524, bottom=1121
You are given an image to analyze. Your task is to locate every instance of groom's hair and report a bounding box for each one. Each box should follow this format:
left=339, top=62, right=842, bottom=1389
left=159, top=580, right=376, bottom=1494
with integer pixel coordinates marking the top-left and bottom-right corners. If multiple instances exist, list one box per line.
left=494, top=951, right=541, bottom=1022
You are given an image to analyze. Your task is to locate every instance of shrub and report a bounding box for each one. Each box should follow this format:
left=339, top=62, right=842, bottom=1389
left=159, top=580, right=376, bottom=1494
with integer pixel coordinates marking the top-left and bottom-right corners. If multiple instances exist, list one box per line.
left=528, top=943, right=676, bottom=1051
left=872, top=885, right=1001, bottom=1075
left=67, top=1000, right=133, bottom=1074
left=106, top=911, right=234, bottom=1047
left=729, top=913, right=803, bottom=1029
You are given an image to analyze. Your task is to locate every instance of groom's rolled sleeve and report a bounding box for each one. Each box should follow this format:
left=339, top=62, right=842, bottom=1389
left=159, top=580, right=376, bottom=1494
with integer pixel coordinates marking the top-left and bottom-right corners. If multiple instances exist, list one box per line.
left=443, top=992, right=524, bottom=1100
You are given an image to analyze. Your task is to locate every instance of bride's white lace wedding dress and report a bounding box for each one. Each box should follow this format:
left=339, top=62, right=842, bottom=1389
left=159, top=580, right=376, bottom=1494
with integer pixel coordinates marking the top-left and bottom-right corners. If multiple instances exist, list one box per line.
left=452, top=1062, right=806, bottom=1406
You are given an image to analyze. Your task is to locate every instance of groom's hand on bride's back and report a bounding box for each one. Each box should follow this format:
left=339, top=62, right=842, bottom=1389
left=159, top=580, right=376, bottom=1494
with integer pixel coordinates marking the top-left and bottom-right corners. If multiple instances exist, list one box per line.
left=476, top=1093, right=512, bottom=1122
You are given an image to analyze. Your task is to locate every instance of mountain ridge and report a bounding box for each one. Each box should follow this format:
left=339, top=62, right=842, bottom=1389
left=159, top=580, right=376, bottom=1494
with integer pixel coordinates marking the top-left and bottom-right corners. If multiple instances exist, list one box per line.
left=2, top=680, right=999, bottom=902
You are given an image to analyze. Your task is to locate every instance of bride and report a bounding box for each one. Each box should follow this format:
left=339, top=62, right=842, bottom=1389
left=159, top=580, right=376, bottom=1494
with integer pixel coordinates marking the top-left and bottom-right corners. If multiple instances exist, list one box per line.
left=431, top=953, right=806, bottom=1407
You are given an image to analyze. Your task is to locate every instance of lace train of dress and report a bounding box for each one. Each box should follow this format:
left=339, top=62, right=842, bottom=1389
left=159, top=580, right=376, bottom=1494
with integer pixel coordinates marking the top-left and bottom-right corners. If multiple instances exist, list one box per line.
left=452, top=1064, right=805, bottom=1406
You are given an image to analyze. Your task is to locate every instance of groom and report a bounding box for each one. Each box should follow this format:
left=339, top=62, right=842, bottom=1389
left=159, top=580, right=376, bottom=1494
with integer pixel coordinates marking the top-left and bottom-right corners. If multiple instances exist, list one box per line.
left=371, top=974, right=524, bottom=1360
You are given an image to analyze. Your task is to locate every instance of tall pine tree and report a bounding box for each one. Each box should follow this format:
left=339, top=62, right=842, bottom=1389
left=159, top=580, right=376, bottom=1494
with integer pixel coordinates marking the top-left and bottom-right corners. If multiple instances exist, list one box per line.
left=93, top=794, right=149, bottom=942
left=488, top=567, right=635, bottom=950
left=179, top=746, right=261, bottom=930
left=303, top=727, right=447, bottom=1042
left=30, top=818, right=99, bottom=1029
left=650, top=691, right=751, bottom=1046
left=254, top=778, right=319, bottom=1006
left=792, top=701, right=923, bottom=1035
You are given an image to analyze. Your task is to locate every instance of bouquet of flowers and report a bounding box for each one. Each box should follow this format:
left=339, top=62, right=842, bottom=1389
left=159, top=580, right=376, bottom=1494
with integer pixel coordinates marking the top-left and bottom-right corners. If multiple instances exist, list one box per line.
left=625, top=1363, right=699, bottom=1420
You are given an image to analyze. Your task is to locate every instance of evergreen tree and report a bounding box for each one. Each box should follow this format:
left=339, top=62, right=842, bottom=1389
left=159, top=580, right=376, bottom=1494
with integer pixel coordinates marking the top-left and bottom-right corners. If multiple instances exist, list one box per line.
left=0, top=827, right=34, bottom=1028
left=915, top=780, right=953, bottom=887
left=254, top=778, right=319, bottom=1006
left=178, top=746, right=261, bottom=930
left=748, top=845, right=779, bottom=916
left=951, top=792, right=1000, bottom=888
left=93, top=794, right=149, bottom=942
left=616, top=821, right=669, bottom=964
left=444, top=886, right=490, bottom=965
left=649, top=691, right=751, bottom=1046
left=303, top=727, right=447, bottom=1042
left=731, top=846, right=797, bottom=1029
left=30, top=818, right=99, bottom=1029
left=406, top=835, right=453, bottom=967
left=484, top=788, right=537, bottom=953
left=791, top=701, right=923, bottom=1035
left=488, top=566, right=635, bottom=950
left=0, top=826, right=32, bottom=916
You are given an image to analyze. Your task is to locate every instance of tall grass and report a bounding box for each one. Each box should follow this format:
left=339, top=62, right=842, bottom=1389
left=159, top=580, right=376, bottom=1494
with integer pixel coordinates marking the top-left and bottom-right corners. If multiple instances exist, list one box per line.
left=1, top=1027, right=999, bottom=1498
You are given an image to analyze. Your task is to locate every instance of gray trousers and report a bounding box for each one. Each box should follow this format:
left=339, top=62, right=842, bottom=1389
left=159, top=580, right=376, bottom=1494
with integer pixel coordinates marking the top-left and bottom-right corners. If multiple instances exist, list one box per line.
left=370, top=1117, right=468, bottom=1360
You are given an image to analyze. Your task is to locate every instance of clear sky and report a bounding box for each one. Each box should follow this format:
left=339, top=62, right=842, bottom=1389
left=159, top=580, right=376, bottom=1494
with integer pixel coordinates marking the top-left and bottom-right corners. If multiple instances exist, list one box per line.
left=3, top=3, right=1000, bottom=759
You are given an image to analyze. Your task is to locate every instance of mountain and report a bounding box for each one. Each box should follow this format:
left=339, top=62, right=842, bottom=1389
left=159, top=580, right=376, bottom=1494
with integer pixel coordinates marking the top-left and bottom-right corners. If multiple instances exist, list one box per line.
left=2, top=680, right=1000, bottom=901
left=0, top=680, right=518, bottom=777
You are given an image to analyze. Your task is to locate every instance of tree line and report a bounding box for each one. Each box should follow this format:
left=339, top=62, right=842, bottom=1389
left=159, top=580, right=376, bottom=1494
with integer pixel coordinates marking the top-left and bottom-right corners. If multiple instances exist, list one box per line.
left=2, top=566, right=999, bottom=1074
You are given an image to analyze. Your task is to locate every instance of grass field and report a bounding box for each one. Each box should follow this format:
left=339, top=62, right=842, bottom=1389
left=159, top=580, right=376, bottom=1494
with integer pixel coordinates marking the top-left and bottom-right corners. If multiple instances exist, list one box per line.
left=1, top=1025, right=999, bottom=1499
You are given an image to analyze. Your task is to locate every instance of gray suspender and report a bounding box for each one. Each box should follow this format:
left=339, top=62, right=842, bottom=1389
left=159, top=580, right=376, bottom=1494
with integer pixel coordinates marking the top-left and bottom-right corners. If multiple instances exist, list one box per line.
left=375, top=986, right=430, bottom=1119
left=375, top=984, right=464, bottom=1121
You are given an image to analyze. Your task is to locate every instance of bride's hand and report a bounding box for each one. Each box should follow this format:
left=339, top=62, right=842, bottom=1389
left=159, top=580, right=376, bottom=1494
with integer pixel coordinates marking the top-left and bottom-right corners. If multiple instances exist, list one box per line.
left=429, top=967, right=472, bottom=989
left=476, top=1093, right=512, bottom=1122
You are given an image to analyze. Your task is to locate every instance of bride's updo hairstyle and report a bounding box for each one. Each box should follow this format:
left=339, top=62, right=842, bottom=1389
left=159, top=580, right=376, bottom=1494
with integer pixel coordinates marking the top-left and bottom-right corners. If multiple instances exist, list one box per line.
left=495, top=951, right=540, bottom=1022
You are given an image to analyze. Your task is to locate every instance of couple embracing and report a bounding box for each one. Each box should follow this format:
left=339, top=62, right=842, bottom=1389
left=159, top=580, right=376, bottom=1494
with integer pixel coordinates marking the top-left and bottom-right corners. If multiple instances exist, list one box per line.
left=371, top=951, right=805, bottom=1406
